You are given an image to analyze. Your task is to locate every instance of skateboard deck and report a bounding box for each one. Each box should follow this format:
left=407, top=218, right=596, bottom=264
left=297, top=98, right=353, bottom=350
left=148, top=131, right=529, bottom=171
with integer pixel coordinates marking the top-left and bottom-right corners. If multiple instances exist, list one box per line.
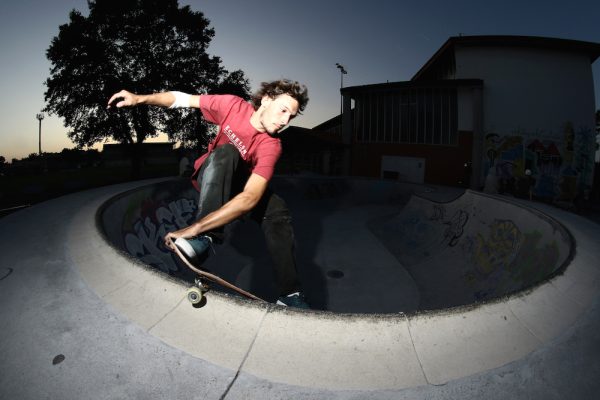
left=173, top=245, right=264, bottom=304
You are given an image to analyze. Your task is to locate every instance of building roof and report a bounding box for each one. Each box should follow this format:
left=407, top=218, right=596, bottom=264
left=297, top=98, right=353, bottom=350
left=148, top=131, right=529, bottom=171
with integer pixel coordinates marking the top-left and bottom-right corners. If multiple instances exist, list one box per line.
left=412, top=35, right=600, bottom=81
left=312, top=114, right=342, bottom=131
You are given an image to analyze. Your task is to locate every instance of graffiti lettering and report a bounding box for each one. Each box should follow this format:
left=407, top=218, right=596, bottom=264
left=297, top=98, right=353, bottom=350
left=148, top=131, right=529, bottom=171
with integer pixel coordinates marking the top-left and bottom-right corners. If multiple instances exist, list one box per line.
left=124, top=198, right=197, bottom=273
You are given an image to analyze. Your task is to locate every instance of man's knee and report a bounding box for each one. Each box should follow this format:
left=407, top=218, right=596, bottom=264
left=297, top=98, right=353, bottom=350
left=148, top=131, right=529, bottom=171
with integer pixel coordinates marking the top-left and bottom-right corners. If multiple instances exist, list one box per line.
left=263, top=194, right=291, bottom=220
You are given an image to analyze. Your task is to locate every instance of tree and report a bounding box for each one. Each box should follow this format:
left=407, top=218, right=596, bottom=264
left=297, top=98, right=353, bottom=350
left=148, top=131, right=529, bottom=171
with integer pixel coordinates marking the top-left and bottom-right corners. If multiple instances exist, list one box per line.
left=44, top=0, right=250, bottom=177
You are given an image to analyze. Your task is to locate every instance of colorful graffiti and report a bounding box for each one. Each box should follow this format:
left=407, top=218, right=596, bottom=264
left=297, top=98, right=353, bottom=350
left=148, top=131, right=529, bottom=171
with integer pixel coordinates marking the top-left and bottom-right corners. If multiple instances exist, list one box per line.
left=470, top=219, right=523, bottom=276
left=462, top=219, right=560, bottom=300
left=483, top=122, right=596, bottom=201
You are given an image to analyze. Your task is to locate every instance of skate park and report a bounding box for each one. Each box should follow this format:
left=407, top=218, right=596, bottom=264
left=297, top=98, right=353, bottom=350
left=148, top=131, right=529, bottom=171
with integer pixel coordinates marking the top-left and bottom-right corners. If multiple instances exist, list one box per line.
left=1, top=175, right=599, bottom=399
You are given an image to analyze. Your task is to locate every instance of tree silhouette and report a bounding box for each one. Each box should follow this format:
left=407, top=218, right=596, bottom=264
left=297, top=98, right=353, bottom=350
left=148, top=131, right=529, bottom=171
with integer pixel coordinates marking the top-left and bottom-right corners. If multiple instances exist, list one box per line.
left=44, top=0, right=249, bottom=177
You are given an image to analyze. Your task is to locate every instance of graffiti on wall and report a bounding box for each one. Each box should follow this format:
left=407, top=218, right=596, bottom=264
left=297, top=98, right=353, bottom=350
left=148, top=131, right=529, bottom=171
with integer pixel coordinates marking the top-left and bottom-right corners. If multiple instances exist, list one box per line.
left=123, top=197, right=197, bottom=273
left=460, top=219, right=560, bottom=300
left=484, top=122, right=596, bottom=200
left=470, top=219, right=523, bottom=277
left=430, top=205, right=469, bottom=247
left=375, top=203, right=467, bottom=266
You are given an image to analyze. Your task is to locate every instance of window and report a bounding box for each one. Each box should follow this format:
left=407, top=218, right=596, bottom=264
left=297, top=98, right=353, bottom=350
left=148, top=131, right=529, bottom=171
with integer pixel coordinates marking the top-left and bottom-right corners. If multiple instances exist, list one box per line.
left=354, top=87, right=458, bottom=145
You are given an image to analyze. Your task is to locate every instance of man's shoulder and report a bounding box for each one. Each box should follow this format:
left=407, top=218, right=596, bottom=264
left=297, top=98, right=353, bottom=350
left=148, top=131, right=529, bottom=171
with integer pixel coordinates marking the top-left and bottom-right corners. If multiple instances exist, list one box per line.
left=203, top=94, right=250, bottom=109
left=200, top=94, right=254, bottom=124
left=255, top=134, right=282, bottom=154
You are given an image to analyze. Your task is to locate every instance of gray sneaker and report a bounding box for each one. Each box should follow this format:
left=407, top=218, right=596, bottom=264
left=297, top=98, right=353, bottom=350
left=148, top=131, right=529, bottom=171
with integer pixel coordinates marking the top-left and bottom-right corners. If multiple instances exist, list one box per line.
left=276, top=292, right=310, bottom=309
left=174, top=235, right=213, bottom=264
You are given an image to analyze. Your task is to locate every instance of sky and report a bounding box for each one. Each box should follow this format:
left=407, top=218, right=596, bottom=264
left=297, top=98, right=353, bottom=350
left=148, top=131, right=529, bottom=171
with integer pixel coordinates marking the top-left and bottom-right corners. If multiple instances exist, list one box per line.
left=1, top=0, right=599, bottom=162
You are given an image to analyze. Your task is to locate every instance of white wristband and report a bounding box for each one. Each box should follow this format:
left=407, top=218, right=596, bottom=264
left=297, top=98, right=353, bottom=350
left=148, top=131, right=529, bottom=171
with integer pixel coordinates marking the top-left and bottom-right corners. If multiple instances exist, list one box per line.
left=169, top=91, right=191, bottom=108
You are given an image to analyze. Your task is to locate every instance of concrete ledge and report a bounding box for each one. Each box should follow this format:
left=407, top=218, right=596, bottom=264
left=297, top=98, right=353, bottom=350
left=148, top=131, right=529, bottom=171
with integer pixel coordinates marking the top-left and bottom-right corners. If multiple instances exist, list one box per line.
left=409, top=301, right=541, bottom=385
left=242, top=310, right=425, bottom=390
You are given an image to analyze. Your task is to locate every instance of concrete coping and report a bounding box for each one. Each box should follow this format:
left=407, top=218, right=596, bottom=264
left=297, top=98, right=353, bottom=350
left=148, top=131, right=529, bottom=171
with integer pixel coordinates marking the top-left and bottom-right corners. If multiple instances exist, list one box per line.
left=65, top=178, right=600, bottom=390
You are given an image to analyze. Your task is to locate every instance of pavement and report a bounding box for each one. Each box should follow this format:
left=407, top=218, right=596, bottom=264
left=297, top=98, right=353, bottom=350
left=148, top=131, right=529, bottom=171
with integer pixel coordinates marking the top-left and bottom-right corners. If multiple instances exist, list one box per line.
left=1, top=176, right=599, bottom=399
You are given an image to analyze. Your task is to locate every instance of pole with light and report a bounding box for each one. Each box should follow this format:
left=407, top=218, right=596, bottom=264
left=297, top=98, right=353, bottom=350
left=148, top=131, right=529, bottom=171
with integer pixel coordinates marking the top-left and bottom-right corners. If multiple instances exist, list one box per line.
left=335, top=63, right=347, bottom=115
left=36, top=113, right=44, bottom=156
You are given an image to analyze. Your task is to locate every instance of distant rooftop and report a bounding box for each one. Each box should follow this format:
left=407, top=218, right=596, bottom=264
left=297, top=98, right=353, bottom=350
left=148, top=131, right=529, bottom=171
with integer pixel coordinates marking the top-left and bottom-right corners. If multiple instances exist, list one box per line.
left=412, top=35, right=600, bottom=81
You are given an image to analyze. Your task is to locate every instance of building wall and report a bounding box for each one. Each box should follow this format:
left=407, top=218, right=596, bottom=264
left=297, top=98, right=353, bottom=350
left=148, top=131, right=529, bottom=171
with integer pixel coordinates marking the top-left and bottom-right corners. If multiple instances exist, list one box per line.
left=456, top=46, right=595, bottom=133
left=457, top=87, right=475, bottom=131
left=342, top=82, right=481, bottom=186
left=455, top=46, right=597, bottom=199
left=350, top=131, right=473, bottom=186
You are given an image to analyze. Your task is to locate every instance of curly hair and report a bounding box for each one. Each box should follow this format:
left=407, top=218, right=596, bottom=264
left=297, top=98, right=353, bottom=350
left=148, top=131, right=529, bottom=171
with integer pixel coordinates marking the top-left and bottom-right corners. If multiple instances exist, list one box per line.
left=251, top=79, right=309, bottom=113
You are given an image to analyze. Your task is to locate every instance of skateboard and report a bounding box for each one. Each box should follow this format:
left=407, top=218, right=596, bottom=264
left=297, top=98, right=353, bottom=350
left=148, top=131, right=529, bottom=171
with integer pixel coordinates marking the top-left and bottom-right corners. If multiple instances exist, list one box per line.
left=172, top=245, right=264, bottom=304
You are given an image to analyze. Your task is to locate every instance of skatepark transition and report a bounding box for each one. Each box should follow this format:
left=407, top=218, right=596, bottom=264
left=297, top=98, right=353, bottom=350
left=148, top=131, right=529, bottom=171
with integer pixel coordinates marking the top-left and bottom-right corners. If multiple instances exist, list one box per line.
left=98, top=176, right=573, bottom=314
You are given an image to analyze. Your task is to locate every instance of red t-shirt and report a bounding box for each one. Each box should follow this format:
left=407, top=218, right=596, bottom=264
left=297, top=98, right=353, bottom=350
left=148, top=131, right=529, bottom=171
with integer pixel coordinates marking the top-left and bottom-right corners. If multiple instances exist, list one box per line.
left=191, top=95, right=281, bottom=188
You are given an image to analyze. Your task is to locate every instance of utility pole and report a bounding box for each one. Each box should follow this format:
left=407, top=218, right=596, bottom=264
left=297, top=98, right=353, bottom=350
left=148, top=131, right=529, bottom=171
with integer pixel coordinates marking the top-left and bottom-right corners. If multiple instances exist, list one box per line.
left=36, top=113, right=44, bottom=156
left=335, top=63, right=347, bottom=116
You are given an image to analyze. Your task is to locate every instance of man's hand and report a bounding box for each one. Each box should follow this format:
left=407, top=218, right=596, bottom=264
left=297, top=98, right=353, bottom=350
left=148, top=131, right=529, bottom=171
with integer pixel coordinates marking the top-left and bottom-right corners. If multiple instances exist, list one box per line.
left=164, top=225, right=200, bottom=251
left=107, top=90, right=138, bottom=109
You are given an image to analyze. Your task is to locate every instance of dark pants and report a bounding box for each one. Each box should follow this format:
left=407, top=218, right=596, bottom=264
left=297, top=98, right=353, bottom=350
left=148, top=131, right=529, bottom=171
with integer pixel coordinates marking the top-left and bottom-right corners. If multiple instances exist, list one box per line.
left=196, top=144, right=300, bottom=296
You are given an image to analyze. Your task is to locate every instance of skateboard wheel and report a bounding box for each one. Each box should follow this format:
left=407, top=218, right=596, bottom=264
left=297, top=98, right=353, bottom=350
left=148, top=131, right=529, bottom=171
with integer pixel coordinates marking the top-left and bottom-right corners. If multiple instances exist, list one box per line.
left=187, top=287, right=203, bottom=304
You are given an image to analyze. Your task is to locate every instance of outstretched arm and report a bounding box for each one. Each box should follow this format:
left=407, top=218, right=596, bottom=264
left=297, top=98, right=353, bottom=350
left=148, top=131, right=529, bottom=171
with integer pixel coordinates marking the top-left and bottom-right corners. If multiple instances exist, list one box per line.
left=107, top=89, right=200, bottom=109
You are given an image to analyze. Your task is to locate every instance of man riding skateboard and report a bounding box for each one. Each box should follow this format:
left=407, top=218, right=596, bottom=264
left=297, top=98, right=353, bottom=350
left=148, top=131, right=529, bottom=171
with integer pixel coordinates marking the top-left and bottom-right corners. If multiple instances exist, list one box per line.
left=108, top=79, right=310, bottom=308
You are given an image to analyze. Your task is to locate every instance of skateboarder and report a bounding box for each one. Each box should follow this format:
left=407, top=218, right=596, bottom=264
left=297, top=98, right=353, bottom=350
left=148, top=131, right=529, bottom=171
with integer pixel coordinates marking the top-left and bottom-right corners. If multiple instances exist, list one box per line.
left=108, top=79, right=310, bottom=308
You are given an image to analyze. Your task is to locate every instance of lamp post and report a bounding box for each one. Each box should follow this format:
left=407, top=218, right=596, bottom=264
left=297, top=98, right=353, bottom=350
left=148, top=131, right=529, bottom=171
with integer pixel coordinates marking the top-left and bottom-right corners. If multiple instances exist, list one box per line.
left=335, top=63, right=347, bottom=115
left=36, top=113, right=44, bottom=156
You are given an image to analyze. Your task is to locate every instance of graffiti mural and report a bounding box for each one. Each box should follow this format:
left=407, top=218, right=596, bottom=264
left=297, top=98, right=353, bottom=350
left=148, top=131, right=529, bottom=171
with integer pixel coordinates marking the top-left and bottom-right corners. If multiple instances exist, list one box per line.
left=485, top=134, right=524, bottom=179
left=575, top=127, right=596, bottom=190
left=373, top=203, right=470, bottom=266
left=460, top=219, right=561, bottom=300
left=525, top=138, right=562, bottom=199
left=483, top=121, right=596, bottom=201
left=470, top=219, right=523, bottom=277
left=124, top=197, right=197, bottom=273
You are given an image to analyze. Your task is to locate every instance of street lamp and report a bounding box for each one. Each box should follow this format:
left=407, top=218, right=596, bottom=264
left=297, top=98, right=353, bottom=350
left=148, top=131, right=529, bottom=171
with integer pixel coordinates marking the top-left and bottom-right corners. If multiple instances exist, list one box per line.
left=335, top=63, right=347, bottom=115
left=36, top=113, right=44, bottom=156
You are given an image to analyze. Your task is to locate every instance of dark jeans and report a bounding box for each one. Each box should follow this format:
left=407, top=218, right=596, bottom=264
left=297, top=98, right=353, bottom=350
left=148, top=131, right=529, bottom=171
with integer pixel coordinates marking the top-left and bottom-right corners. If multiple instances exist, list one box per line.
left=195, top=144, right=300, bottom=296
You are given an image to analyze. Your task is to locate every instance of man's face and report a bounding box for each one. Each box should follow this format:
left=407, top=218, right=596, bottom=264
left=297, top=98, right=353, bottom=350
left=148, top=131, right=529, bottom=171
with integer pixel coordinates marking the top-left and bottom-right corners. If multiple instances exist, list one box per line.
left=258, top=94, right=299, bottom=135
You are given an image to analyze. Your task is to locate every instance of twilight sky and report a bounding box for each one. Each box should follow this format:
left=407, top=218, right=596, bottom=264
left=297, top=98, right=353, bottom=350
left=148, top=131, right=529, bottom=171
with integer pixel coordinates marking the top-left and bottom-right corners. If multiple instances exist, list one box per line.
left=1, top=0, right=599, bottom=161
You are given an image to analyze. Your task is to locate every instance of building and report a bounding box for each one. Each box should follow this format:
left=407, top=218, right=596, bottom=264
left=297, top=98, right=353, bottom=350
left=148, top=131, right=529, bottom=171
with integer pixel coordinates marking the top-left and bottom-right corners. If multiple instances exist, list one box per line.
left=332, top=35, right=600, bottom=201
left=276, top=126, right=346, bottom=176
